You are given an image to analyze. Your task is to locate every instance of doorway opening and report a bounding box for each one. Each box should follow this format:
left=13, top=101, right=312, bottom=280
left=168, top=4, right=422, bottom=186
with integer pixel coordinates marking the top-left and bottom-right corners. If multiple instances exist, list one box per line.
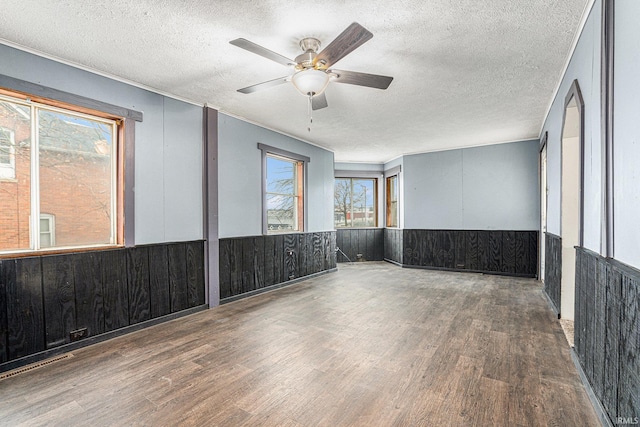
left=560, top=80, right=584, bottom=347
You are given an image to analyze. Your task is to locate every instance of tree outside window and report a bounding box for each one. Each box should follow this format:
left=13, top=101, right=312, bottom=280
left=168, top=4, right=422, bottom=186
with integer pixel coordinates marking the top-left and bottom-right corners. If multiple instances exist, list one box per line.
left=334, top=178, right=376, bottom=228
left=266, top=154, right=303, bottom=232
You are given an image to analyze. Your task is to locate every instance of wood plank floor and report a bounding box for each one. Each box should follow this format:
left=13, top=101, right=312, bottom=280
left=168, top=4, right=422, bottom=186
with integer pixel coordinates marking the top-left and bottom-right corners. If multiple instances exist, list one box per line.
left=0, top=262, right=599, bottom=426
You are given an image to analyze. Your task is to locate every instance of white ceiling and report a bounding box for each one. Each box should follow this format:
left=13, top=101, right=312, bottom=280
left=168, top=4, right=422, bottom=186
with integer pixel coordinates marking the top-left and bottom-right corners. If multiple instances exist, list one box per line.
left=0, top=0, right=590, bottom=163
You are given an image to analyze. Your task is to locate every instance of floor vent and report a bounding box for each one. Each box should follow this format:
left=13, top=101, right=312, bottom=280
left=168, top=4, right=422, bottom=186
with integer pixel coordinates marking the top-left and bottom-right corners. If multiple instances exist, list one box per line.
left=0, top=354, right=74, bottom=381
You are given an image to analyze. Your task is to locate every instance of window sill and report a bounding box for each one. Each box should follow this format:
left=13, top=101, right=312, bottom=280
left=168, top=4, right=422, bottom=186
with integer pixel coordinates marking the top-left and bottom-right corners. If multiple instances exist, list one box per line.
left=0, top=244, right=124, bottom=259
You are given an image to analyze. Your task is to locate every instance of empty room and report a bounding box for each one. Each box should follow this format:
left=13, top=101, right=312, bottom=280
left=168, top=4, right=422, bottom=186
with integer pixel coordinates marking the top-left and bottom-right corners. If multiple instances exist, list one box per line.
left=0, top=0, right=638, bottom=425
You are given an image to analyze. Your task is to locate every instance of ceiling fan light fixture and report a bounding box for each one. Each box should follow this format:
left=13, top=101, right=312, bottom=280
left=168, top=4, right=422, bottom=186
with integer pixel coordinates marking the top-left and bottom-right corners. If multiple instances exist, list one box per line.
left=291, top=69, right=330, bottom=96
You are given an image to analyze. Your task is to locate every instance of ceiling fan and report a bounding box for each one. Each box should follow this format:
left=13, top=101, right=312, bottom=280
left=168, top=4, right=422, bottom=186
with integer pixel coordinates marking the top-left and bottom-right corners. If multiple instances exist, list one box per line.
left=229, top=22, right=393, bottom=111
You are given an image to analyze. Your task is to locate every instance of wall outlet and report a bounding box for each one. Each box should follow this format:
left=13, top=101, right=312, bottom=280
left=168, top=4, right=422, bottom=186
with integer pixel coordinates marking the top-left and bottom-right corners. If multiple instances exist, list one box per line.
left=69, top=328, right=88, bottom=342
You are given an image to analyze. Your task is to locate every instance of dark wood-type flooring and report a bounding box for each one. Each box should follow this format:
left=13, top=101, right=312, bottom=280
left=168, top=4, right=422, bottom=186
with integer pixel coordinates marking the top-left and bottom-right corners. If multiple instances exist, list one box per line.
left=0, top=262, right=598, bottom=426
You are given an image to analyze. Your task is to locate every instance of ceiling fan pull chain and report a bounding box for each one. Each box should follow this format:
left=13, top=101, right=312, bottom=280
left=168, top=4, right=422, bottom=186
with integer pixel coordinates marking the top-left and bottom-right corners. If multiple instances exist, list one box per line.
left=308, top=94, right=313, bottom=132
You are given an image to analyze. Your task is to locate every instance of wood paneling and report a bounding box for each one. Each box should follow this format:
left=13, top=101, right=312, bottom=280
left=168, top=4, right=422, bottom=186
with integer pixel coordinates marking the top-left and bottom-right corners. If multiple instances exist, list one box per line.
left=465, top=231, right=479, bottom=271
left=373, top=229, right=383, bottom=262
left=273, top=235, right=284, bottom=285
left=312, top=233, right=324, bottom=273
left=454, top=231, right=466, bottom=270
left=219, top=232, right=337, bottom=300
left=5, top=257, right=45, bottom=360
left=127, top=247, right=151, bottom=325
left=336, top=229, right=385, bottom=263
left=383, top=228, right=402, bottom=264
left=574, top=247, right=640, bottom=426
left=441, top=230, right=455, bottom=269
left=527, top=231, right=538, bottom=276
left=391, top=229, right=536, bottom=277
left=219, top=239, right=233, bottom=299
left=42, top=254, right=76, bottom=348
left=284, top=234, right=299, bottom=281
left=73, top=252, right=105, bottom=337
left=477, top=231, right=490, bottom=272
left=148, top=245, right=171, bottom=318
left=544, top=233, right=561, bottom=312
left=168, top=243, right=188, bottom=312
left=502, top=231, right=516, bottom=274
left=0, top=241, right=206, bottom=372
left=263, top=236, right=276, bottom=288
left=186, top=241, right=205, bottom=307
left=102, top=249, right=129, bottom=332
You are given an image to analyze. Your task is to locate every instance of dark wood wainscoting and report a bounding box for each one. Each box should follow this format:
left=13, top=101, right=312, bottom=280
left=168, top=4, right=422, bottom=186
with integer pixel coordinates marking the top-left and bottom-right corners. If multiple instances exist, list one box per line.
left=544, top=232, right=562, bottom=313
left=575, top=248, right=640, bottom=425
left=219, top=231, right=336, bottom=301
left=383, top=228, right=403, bottom=264
left=0, top=241, right=206, bottom=372
left=399, top=229, right=537, bottom=277
left=335, top=229, right=383, bottom=263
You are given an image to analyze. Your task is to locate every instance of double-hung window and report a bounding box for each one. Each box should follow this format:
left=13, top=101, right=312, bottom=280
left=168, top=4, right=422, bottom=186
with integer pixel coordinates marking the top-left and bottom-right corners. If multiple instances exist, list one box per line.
left=334, top=177, right=377, bottom=228
left=0, top=92, right=120, bottom=253
left=259, top=143, right=308, bottom=234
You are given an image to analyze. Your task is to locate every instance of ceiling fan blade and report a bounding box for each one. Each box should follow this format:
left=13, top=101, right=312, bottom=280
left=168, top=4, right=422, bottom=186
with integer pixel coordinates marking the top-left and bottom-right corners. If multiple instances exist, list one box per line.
left=314, top=22, right=373, bottom=69
left=330, top=69, right=393, bottom=90
left=237, top=76, right=290, bottom=94
left=230, top=38, right=294, bottom=67
left=312, top=92, right=328, bottom=110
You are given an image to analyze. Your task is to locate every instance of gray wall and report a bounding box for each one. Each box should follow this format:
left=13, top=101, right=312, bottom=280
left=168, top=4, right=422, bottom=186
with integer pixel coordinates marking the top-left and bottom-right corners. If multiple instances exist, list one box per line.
left=540, top=2, right=602, bottom=252
left=334, top=162, right=383, bottom=172
left=402, top=140, right=539, bottom=230
left=0, top=43, right=204, bottom=245
left=613, top=0, right=640, bottom=269
left=218, top=114, right=334, bottom=238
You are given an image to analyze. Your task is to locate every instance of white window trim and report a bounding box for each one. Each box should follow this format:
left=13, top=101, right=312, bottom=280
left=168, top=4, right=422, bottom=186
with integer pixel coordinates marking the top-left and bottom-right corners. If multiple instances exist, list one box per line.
left=39, top=213, right=56, bottom=248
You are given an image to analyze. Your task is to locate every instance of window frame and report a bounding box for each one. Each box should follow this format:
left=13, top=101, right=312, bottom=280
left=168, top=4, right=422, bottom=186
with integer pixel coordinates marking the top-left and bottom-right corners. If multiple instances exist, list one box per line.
left=39, top=213, right=56, bottom=248
left=385, top=165, right=401, bottom=228
left=0, top=78, right=142, bottom=256
left=334, top=171, right=381, bottom=229
left=258, top=143, right=309, bottom=235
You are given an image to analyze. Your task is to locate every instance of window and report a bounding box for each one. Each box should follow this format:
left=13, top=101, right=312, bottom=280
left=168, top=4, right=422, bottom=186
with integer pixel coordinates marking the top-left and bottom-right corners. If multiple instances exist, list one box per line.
left=39, top=214, right=56, bottom=248
left=259, top=143, right=308, bottom=234
left=0, top=127, right=16, bottom=179
left=386, top=174, right=399, bottom=227
left=334, top=178, right=377, bottom=228
left=0, top=93, right=119, bottom=253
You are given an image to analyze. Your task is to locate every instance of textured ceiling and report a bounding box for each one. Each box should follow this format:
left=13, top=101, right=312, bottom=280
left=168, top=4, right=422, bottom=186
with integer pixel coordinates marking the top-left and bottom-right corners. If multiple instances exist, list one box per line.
left=0, top=0, right=589, bottom=163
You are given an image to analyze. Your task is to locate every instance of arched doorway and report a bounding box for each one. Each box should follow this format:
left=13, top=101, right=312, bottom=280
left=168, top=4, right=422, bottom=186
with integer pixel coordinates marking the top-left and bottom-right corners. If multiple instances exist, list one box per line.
left=560, top=80, right=584, bottom=345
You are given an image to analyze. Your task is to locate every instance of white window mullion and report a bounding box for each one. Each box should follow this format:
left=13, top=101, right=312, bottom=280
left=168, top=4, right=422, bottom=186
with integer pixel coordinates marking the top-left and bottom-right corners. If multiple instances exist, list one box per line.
left=30, top=106, right=40, bottom=250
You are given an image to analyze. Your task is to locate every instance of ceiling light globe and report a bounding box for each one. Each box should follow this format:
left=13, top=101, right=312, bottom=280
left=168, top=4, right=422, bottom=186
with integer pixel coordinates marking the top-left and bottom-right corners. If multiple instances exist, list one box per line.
left=291, top=69, right=330, bottom=96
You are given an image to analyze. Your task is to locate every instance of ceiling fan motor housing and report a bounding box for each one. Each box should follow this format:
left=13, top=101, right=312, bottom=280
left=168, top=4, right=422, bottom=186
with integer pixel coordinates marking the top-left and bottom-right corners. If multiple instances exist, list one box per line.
left=296, top=37, right=325, bottom=70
